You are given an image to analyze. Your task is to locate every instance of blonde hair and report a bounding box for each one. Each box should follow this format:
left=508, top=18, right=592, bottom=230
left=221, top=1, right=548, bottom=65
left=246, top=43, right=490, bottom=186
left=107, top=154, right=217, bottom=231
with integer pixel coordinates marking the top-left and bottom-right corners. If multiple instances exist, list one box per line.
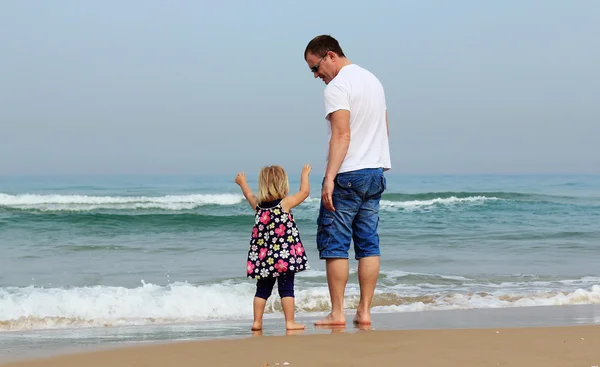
left=257, top=165, right=289, bottom=203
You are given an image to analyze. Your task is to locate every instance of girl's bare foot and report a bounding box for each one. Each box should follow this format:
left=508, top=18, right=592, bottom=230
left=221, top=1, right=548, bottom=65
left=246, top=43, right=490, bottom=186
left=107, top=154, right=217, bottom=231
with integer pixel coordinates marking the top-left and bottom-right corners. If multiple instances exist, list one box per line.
left=286, top=321, right=305, bottom=330
left=251, top=322, right=262, bottom=331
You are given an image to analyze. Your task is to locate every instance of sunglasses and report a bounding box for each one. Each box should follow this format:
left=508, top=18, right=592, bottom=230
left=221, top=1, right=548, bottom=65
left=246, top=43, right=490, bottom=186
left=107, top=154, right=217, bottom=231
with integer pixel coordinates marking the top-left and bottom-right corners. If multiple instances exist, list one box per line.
left=310, top=53, right=328, bottom=73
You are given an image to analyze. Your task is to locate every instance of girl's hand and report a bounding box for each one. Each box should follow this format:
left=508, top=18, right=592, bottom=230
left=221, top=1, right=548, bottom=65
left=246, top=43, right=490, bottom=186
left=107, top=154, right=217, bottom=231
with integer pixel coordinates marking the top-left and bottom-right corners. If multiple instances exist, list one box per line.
left=235, top=172, right=247, bottom=186
left=235, top=172, right=258, bottom=209
left=301, top=164, right=312, bottom=177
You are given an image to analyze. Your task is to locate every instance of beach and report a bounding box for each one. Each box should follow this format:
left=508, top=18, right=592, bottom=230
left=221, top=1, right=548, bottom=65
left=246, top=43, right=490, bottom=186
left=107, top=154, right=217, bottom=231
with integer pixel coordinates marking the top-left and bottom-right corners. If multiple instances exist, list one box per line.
left=2, top=305, right=600, bottom=366
left=2, top=323, right=599, bottom=367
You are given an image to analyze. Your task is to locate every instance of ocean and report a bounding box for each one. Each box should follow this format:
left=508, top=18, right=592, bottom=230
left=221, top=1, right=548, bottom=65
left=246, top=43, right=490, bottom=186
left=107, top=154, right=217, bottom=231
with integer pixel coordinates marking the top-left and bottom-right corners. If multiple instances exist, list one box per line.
left=1, top=173, right=599, bottom=341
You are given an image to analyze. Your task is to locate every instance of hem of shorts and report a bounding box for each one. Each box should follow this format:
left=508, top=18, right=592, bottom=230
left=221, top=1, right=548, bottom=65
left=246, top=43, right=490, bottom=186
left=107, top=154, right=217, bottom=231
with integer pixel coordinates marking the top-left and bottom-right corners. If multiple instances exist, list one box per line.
left=354, top=253, right=381, bottom=259
left=319, top=253, right=349, bottom=259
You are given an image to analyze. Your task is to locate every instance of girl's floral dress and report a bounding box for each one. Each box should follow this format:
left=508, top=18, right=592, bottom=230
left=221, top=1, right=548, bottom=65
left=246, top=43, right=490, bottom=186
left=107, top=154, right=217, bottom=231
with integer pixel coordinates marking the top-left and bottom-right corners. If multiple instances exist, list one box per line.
left=246, top=199, right=309, bottom=279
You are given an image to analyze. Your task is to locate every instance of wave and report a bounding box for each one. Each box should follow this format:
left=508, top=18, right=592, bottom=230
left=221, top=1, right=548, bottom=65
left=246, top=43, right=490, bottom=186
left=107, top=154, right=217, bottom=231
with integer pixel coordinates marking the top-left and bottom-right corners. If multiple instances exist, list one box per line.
left=380, top=195, right=497, bottom=210
left=1, top=192, right=508, bottom=213
left=382, top=191, right=533, bottom=201
left=1, top=276, right=599, bottom=332
left=1, top=212, right=256, bottom=232
left=0, top=193, right=244, bottom=211
left=2, top=190, right=589, bottom=216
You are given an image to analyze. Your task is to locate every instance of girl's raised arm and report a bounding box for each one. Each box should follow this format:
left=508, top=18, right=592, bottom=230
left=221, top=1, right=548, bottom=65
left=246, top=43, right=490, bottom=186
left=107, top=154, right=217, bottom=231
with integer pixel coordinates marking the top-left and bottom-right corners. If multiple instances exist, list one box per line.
left=235, top=172, right=258, bottom=209
left=282, top=164, right=311, bottom=212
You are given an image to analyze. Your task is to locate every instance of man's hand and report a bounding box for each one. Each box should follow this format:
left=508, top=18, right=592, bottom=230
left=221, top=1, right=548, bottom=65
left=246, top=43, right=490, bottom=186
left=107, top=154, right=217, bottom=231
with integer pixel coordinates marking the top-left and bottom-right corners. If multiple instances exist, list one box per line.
left=321, top=177, right=335, bottom=212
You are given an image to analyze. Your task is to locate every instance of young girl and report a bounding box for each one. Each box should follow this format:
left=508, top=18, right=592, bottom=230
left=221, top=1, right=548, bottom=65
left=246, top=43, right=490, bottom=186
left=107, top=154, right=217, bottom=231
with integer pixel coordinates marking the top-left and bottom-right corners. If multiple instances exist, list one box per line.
left=235, top=164, right=311, bottom=331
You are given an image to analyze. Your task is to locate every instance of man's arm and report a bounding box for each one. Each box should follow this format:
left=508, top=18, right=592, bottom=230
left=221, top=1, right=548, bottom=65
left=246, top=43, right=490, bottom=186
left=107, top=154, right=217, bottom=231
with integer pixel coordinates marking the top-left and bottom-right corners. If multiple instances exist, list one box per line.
left=322, top=109, right=351, bottom=211
left=325, top=110, right=351, bottom=180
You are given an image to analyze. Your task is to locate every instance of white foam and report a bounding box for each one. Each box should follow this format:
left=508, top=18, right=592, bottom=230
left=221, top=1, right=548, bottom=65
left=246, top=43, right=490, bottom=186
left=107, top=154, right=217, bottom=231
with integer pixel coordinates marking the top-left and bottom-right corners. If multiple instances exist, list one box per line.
left=0, top=193, right=502, bottom=213
left=0, top=281, right=256, bottom=331
left=0, top=193, right=243, bottom=211
left=373, top=285, right=600, bottom=313
left=307, top=195, right=498, bottom=212
left=2, top=281, right=600, bottom=332
left=380, top=196, right=498, bottom=211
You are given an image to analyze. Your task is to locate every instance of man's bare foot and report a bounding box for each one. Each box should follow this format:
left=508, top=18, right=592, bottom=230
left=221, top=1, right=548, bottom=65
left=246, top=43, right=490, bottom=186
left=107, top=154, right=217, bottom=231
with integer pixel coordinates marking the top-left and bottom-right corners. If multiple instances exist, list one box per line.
left=314, top=313, right=346, bottom=326
left=286, top=321, right=305, bottom=330
left=353, top=311, right=372, bottom=325
left=251, top=322, right=262, bottom=331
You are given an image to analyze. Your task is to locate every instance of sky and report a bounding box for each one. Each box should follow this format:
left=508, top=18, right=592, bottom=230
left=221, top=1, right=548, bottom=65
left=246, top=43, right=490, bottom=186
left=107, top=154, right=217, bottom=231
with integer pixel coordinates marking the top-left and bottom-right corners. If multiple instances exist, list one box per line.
left=1, top=1, right=599, bottom=175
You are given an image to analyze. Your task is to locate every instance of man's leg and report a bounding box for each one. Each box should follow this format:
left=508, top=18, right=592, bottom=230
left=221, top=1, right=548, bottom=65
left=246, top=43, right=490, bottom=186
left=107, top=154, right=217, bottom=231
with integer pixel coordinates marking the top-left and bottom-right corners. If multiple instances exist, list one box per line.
left=315, top=180, right=356, bottom=326
left=352, top=172, right=385, bottom=325
left=314, top=258, right=349, bottom=325
left=315, top=171, right=369, bottom=325
left=355, top=256, right=379, bottom=324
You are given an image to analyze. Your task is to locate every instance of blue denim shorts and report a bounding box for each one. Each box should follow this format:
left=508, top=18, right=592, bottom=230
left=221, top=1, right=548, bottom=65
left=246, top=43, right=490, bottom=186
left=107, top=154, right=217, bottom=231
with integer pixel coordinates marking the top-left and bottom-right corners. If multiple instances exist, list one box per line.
left=316, top=168, right=386, bottom=260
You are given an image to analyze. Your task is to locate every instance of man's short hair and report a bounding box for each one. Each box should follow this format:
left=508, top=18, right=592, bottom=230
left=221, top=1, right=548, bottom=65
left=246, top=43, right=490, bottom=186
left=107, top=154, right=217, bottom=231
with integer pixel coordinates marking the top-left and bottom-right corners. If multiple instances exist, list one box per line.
left=304, top=35, right=346, bottom=59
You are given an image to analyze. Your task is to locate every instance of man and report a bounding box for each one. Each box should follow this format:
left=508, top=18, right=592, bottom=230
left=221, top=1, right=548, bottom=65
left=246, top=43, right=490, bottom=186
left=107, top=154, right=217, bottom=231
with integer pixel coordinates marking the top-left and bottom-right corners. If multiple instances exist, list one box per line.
left=304, top=35, right=391, bottom=326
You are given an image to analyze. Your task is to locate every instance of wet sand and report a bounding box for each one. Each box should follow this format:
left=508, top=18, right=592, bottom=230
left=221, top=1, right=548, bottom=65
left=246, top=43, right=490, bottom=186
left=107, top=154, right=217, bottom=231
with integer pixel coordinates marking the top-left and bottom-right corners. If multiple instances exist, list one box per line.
left=2, top=324, right=600, bottom=367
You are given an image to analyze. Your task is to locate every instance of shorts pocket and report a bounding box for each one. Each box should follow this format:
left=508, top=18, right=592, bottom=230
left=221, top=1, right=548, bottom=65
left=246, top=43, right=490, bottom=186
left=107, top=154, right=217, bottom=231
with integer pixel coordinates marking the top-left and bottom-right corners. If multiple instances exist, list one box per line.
left=335, top=174, right=367, bottom=190
left=316, top=214, right=334, bottom=252
left=377, top=175, right=387, bottom=195
left=367, top=174, right=386, bottom=198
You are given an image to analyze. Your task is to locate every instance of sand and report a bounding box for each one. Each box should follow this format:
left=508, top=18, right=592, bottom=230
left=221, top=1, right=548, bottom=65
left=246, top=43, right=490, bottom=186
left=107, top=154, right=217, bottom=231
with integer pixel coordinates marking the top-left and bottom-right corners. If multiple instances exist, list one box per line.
left=2, top=324, right=599, bottom=367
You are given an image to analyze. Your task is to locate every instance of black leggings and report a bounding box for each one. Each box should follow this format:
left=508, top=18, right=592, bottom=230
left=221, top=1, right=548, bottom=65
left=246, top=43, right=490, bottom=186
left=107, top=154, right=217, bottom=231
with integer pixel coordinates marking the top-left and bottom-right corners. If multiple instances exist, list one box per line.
left=255, top=272, right=295, bottom=300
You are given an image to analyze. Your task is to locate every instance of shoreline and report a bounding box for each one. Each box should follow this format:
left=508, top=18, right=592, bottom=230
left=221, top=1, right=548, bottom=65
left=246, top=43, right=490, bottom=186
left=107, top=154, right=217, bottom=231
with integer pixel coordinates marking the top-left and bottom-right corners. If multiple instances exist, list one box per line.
left=1, top=304, right=599, bottom=365
left=2, top=324, right=599, bottom=367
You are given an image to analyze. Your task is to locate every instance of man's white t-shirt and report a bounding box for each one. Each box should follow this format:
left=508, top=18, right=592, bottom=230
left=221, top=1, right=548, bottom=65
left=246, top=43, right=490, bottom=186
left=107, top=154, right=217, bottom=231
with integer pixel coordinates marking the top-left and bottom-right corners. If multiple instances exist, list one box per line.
left=323, top=64, right=391, bottom=174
